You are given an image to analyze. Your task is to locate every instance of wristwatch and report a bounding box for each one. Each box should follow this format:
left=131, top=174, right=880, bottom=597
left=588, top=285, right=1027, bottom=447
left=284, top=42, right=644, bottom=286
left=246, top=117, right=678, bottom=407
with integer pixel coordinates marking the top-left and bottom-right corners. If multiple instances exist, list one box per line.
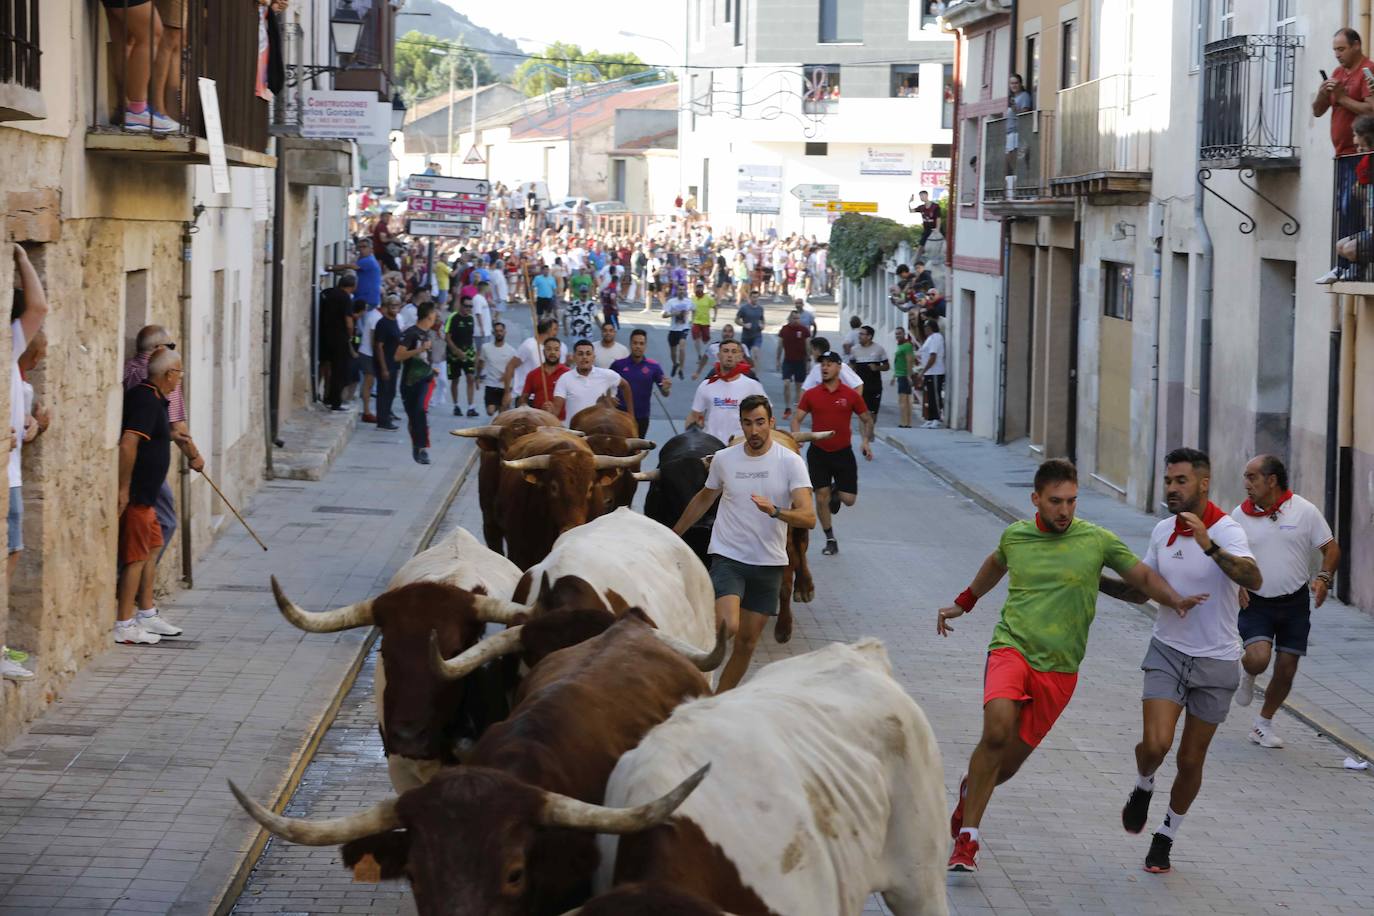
left=1204, top=543, right=1221, bottom=557
left=769, top=506, right=781, bottom=519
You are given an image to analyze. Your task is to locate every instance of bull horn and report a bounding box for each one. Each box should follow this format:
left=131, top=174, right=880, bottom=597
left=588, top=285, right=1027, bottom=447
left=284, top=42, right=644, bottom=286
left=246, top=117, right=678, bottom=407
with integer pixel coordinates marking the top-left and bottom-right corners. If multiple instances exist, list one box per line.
left=429, top=627, right=524, bottom=680
left=449, top=425, right=503, bottom=438
left=472, top=595, right=531, bottom=624
left=631, top=469, right=660, bottom=482
left=651, top=621, right=728, bottom=672
left=563, top=429, right=588, bottom=437
left=270, top=575, right=375, bottom=633
left=503, top=454, right=553, bottom=471
left=701, top=455, right=714, bottom=468
left=540, top=763, right=710, bottom=834
left=791, top=430, right=836, bottom=443
left=622, top=438, right=657, bottom=451
left=228, top=780, right=400, bottom=845
left=592, top=453, right=645, bottom=470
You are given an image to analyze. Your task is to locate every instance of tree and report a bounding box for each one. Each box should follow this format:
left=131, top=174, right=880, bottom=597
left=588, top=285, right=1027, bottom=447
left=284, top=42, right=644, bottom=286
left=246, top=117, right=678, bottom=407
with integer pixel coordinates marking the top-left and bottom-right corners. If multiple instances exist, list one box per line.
left=393, top=31, right=499, bottom=106
left=511, top=43, right=654, bottom=97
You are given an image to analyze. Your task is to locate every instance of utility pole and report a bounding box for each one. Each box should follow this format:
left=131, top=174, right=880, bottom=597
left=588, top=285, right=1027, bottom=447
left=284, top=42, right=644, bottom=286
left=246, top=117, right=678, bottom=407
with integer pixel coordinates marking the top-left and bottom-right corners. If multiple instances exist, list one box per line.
left=445, top=52, right=456, bottom=174
left=471, top=57, right=480, bottom=172
left=565, top=56, right=574, bottom=199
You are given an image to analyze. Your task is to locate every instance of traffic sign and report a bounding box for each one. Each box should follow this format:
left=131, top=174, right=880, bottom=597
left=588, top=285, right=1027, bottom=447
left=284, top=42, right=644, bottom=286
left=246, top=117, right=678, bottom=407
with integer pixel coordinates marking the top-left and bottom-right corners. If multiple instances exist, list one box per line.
left=406, top=174, right=490, bottom=196
left=463, top=145, right=485, bottom=165
left=791, top=183, right=840, bottom=201
left=407, top=218, right=480, bottom=237
left=737, top=163, right=782, bottom=178
left=737, top=179, right=783, bottom=195
left=736, top=196, right=781, bottom=215
left=826, top=200, right=878, bottom=213
left=406, top=197, right=488, bottom=217
left=799, top=200, right=831, bottom=215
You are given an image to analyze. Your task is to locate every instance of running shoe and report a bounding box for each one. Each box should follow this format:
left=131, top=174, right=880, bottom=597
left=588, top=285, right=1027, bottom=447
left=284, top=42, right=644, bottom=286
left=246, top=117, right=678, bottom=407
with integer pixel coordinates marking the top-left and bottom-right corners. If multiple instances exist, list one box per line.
left=362, top=413, right=378, bottom=423
left=1143, top=832, right=1172, bottom=873
left=4, top=645, right=29, bottom=664
left=453, top=405, right=462, bottom=416
left=1122, top=786, right=1153, bottom=834
left=1, top=653, right=33, bottom=680
left=1249, top=723, right=1285, bottom=748
left=1235, top=669, right=1255, bottom=706
left=828, top=489, right=842, bottom=516
left=466, top=408, right=479, bottom=417
left=136, top=611, right=183, bottom=637
left=950, top=774, right=968, bottom=838
left=947, top=832, right=979, bottom=873
left=114, top=622, right=160, bottom=645
left=822, top=538, right=839, bottom=556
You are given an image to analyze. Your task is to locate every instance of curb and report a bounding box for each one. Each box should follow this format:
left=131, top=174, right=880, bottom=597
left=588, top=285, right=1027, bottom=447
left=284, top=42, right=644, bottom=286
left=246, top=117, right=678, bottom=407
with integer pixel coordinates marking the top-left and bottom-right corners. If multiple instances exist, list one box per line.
left=881, top=431, right=1374, bottom=768
left=213, top=445, right=481, bottom=916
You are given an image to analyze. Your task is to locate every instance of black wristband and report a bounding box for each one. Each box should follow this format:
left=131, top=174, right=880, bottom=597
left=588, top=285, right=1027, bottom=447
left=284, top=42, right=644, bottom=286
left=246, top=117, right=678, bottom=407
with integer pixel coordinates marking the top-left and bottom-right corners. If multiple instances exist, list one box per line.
left=1204, top=543, right=1221, bottom=557
left=770, top=506, right=781, bottom=519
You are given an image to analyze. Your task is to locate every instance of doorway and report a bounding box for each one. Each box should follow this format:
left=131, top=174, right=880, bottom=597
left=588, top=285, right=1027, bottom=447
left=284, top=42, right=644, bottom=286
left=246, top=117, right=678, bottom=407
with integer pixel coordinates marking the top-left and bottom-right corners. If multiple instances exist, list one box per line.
left=1254, top=258, right=1295, bottom=458
left=1096, top=261, right=1135, bottom=491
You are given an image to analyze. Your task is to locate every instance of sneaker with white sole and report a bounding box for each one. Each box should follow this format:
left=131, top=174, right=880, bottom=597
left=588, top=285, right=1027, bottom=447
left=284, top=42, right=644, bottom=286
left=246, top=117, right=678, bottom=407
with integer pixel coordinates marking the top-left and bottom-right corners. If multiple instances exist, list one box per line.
left=1315, top=268, right=1342, bottom=285
left=1249, top=722, right=1285, bottom=748
left=1, top=654, right=34, bottom=680
left=136, top=611, right=183, bottom=637
left=114, top=622, right=161, bottom=645
left=1235, top=669, right=1255, bottom=706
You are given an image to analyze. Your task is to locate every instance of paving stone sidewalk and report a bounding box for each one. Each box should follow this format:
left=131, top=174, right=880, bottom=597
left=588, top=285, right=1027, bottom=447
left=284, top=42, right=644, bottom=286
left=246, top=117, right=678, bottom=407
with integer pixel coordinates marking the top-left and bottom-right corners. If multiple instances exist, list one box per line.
left=880, top=425, right=1374, bottom=762
left=0, top=405, right=481, bottom=916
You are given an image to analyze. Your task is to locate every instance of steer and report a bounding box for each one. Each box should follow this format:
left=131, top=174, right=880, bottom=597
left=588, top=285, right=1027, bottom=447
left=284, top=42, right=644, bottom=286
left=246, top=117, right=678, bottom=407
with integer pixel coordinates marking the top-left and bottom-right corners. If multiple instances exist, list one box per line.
left=497, top=427, right=643, bottom=569
left=570, top=398, right=656, bottom=510
left=591, top=639, right=948, bottom=916
left=450, top=406, right=572, bottom=554
left=566, top=883, right=733, bottom=915
left=270, top=526, right=523, bottom=792
left=230, top=615, right=722, bottom=916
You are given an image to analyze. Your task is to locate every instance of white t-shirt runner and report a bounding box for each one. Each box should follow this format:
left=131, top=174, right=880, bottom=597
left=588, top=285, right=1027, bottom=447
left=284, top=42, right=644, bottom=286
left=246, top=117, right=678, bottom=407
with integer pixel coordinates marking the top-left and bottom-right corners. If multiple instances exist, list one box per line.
left=594, top=341, right=630, bottom=369
left=1143, top=512, right=1255, bottom=661
left=665, top=297, right=693, bottom=331
left=690, top=375, right=767, bottom=444
left=554, top=366, right=621, bottom=419
left=479, top=341, right=517, bottom=389
left=705, top=441, right=811, bottom=566
left=1230, top=494, right=1333, bottom=598
left=801, top=362, right=863, bottom=392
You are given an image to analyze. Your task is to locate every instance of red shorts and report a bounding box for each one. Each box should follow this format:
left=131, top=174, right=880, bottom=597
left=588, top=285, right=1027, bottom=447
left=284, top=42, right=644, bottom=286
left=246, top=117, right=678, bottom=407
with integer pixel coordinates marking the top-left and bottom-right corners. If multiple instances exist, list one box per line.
left=983, top=647, right=1078, bottom=748
left=119, top=504, right=164, bottom=565
left=691, top=323, right=711, bottom=342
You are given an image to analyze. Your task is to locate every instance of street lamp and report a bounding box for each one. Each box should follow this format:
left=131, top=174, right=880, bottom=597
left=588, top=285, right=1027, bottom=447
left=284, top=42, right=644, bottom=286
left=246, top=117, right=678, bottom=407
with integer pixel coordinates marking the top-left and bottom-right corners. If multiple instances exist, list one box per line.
left=331, top=0, right=363, bottom=57
left=390, top=91, right=408, bottom=131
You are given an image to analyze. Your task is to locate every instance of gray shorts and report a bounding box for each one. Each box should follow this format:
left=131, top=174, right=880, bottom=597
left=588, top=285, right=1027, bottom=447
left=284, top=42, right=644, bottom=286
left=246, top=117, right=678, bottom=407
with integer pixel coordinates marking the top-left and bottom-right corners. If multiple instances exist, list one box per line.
left=7, top=485, right=21, bottom=553
left=1141, top=637, right=1240, bottom=725
left=709, top=554, right=784, bottom=617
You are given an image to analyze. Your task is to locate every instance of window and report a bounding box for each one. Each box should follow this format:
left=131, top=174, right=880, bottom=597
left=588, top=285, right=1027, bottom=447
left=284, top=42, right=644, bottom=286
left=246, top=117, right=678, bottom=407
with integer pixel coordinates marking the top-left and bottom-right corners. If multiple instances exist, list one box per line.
left=1103, top=263, right=1134, bottom=320
left=943, top=63, right=954, bottom=128
left=695, top=0, right=704, bottom=42
left=1274, top=0, right=1296, bottom=92
left=1024, top=34, right=1040, bottom=101
left=891, top=65, right=920, bottom=97
left=1218, top=0, right=1235, bottom=39
left=724, top=0, right=731, bottom=21
left=819, top=0, right=862, bottom=43
left=803, top=64, right=841, bottom=113
left=0, top=0, right=41, bottom=96
left=959, top=118, right=978, bottom=205
left=734, top=0, right=743, bottom=46
left=1061, top=19, right=1080, bottom=88
left=982, top=30, right=995, bottom=90
left=805, top=142, right=829, bottom=156
left=1190, top=0, right=1209, bottom=71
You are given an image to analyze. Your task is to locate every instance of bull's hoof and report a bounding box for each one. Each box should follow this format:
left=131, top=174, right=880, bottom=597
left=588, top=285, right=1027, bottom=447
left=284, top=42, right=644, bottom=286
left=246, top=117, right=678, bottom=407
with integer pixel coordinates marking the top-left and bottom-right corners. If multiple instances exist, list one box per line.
left=773, top=615, right=793, bottom=644
left=793, top=581, right=815, bottom=604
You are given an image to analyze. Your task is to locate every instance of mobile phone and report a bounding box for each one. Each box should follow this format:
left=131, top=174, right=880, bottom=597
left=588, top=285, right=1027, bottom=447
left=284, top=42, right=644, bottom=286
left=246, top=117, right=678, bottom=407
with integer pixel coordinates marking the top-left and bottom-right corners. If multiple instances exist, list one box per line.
left=1320, top=69, right=1330, bottom=80
left=1364, top=67, right=1374, bottom=83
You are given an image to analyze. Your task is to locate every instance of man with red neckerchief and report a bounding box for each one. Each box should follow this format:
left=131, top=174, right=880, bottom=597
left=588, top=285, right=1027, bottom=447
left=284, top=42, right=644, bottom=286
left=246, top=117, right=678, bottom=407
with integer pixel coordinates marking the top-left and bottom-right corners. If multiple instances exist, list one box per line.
left=1121, top=447, right=1263, bottom=877
left=687, top=340, right=765, bottom=444
left=935, top=458, right=1200, bottom=875
left=1231, top=454, right=1341, bottom=750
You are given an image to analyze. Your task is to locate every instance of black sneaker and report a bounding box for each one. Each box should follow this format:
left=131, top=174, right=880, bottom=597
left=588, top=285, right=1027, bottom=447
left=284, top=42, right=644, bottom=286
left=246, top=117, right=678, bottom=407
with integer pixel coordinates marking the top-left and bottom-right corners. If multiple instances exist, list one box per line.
left=828, top=490, right=842, bottom=515
left=1122, top=787, right=1153, bottom=834
left=416, top=449, right=431, bottom=465
left=453, top=405, right=462, bottom=416
left=822, top=539, right=839, bottom=556
left=1144, top=832, right=1172, bottom=874
left=466, top=408, right=478, bottom=417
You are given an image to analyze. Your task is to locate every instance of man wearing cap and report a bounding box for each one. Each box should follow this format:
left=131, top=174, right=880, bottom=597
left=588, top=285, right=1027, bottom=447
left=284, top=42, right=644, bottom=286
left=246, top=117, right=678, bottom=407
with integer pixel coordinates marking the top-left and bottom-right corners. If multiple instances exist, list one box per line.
left=792, top=350, right=872, bottom=556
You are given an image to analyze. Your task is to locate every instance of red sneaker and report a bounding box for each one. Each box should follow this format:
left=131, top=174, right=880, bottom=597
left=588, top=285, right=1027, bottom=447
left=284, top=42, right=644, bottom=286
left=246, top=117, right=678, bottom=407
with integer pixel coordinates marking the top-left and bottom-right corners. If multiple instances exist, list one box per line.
left=947, top=832, right=979, bottom=873
left=950, top=774, right=968, bottom=838
left=362, top=413, right=378, bottom=423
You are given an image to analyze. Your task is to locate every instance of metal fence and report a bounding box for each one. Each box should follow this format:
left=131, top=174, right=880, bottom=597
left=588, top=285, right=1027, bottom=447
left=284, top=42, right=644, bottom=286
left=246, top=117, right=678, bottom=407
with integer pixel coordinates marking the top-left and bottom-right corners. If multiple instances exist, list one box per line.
left=1056, top=74, right=1153, bottom=179
left=0, top=0, right=40, bottom=91
left=1331, top=153, right=1374, bottom=282
left=982, top=110, right=1056, bottom=202
left=1200, top=33, right=1303, bottom=165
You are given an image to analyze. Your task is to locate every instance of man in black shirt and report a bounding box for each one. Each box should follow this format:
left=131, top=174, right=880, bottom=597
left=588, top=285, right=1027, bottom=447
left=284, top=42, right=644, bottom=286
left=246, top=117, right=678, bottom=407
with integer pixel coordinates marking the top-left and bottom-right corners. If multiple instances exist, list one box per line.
left=318, top=274, right=356, bottom=410
left=373, top=296, right=403, bottom=430
left=444, top=296, right=478, bottom=417
left=397, top=303, right=439, bottom=464
left=116, top=349, right=183, bottom=646
left=911, top=191, right=942, bottom=253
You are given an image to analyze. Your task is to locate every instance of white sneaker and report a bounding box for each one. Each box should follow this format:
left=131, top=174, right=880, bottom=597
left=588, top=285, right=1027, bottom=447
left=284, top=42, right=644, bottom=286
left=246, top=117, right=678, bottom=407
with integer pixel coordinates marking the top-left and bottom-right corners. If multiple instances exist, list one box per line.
left=1315, top=268, right=1342, bottom=285
left=1249, top=723, right=1285, bottom=748
left=1235, top=669, right=1255, bottom=706
left=114, top=622, right=161, bottom=645
left=1, top=654, right=34, bottom=680
left=136, top=610, right=183, bottom=637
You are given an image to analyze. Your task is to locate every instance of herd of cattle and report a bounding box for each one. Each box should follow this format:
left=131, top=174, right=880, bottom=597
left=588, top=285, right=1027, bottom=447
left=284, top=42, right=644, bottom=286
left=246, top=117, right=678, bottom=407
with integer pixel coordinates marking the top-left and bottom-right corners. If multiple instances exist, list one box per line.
left=231, top=403, right=950, bottom=915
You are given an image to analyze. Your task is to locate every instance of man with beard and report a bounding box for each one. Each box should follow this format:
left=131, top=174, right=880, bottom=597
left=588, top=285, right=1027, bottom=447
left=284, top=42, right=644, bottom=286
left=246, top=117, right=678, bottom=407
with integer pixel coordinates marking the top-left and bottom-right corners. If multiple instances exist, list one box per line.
left=672, top=395, right=814, bottom=693
left=520, top=336, right=571, bottom=418
left=686, top=340, right=765, bottom=445
left=476, top=321, right=516, bottom=416
left=792, top=351, right=872, bottom=557
left=937, top=458, right=1203, bottom=875
left=610, top=328, right=671, bottom=437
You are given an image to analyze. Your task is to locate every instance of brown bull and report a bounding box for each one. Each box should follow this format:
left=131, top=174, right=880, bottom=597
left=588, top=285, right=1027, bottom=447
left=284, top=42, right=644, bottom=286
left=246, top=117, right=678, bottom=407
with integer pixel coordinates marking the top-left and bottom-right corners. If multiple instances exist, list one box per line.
left=497, top=428, right=644, bottom=569
left=450, top=407, right=568, bottom=554
left=570, top=398, right=656, bottom=511
left=230, top=615, right=720, bottom=916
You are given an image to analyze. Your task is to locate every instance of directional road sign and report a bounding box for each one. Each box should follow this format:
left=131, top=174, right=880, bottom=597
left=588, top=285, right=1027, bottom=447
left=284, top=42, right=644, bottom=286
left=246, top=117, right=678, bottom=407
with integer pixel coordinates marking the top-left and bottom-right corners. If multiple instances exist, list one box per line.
left=407, top=218, right=480, bottom=238
left=791, top=183, right=840, bottom=201
left=798, top=200, right=832, bottom=216
left=406, top=197, right=488, bottom=217
left=406, top=174, right=490, bottom=196
left=736, top=196, right=782, bottom=215
left=826, top=200, right=879, bottom=213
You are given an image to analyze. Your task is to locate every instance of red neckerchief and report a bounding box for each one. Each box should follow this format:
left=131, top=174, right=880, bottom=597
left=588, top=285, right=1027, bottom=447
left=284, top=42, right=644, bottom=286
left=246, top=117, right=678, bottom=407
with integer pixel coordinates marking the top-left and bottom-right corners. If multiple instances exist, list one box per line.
left=707, top=363, right=748, bottom=383
left=1167, top=501, right=1226, bottom=546
left=1034, top=513, right=1054, bottom=533
left=1240, top=489, right=1293, bottom=519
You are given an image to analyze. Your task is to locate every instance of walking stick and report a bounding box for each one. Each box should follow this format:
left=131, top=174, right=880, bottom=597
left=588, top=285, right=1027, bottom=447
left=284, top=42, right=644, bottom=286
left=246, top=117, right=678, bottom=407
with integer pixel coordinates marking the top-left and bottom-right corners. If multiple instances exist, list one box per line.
left=653, top=385, right=679, bottom=436
left=199, top=469, right=268, bottom=551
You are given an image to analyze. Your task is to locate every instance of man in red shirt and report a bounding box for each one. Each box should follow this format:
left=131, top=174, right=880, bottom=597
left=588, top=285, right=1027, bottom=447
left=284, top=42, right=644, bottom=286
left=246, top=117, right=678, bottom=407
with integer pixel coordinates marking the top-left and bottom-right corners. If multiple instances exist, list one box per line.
left=1314, top=28, right=1374, bottom=156
left=775, top=308, right=812, bottom=419
left=791, top=351, right=873, bottom=557
left=519, top=336, right=570, bottom=418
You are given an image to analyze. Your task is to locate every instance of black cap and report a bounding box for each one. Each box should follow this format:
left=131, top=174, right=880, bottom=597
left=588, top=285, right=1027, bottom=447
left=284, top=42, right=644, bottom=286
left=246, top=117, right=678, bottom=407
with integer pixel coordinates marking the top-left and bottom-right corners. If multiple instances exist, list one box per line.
left=819, top=350, right=843, bottom=363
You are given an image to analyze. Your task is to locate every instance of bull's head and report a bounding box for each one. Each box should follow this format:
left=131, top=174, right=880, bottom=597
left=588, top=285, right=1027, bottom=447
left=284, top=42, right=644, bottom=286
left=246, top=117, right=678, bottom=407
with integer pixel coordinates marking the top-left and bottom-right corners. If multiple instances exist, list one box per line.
left=270, top=577, right=524, bottom=761
left=228, top=763, right=710, bottom=916
left=503, top=451, right=644, bottom=535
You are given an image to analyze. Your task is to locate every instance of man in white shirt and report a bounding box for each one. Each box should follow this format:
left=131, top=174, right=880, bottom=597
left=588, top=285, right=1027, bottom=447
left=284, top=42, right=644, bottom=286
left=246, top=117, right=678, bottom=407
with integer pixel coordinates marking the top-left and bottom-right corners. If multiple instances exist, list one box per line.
left=476, top=322, right=516, bottom=416
left=553, top=340, right=634, bottom=421
left=358, top=305, right=383, bottom=421
left=1231, top=454, right=1342, bottom=749
left=1121, top=448, right=1263, bottom=876
left=471, top=282, right=493, bottom=345
left=915, top=319, right=946, bottom=428
left=663, top=288, right=695, bottom=379
left=672, top=394, right=815, bottom=692
left=801, top=337, right=864, bottom=393
left=593, top=322, right=629, bottom=369
left=501, top=317, right=567, bottom=410
left=692, top=324, right=752, bottom=381
left=687, top=341, right=767, bottom=445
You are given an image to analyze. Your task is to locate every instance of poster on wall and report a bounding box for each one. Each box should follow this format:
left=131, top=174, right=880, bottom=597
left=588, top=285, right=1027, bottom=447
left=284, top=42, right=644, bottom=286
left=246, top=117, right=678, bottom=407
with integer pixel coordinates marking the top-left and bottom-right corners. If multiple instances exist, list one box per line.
left=859, top=146, right=913, bottom=176
left=357, top=143, right=390, bottom=190
left=302, top=91, right=392, bottom=143
left=919, top=158, right=951, bottom=200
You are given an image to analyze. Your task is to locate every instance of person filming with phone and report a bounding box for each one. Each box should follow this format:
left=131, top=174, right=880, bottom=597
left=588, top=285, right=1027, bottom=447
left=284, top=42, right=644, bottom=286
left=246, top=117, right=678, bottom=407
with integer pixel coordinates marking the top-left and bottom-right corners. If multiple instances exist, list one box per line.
left=1314, top=28, right=1374, bottom=156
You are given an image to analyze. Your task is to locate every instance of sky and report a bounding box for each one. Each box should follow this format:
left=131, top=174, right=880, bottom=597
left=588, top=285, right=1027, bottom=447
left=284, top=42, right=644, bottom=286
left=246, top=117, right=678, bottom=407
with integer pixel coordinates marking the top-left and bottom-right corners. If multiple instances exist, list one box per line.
left=439, top=0, right=684, bottom=67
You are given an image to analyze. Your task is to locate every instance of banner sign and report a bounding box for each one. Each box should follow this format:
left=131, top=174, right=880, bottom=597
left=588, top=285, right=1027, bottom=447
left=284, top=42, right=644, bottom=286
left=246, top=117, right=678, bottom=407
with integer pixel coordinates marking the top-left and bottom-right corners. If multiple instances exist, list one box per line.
left=858, top=146, right=913, bottom=176
left=302, top=91, right=391, bottom=143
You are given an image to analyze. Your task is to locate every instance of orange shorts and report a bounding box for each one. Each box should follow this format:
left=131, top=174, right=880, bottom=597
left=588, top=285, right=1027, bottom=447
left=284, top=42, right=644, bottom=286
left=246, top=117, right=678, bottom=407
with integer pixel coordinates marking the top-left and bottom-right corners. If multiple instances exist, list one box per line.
left=119, top=504, right=164, bottom=565
left=691, top=323, right=711, bottom=342
left=983, top=647, right=1078, bottom=748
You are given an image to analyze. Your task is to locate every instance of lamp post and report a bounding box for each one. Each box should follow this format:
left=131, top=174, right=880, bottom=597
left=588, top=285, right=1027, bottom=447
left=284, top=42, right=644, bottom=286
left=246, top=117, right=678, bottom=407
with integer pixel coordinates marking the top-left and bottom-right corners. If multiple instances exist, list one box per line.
left=618, top=30, right=683, bottom=201
left=429, top=48, right=457, bottom=175
left=330, top=0, right=363, bottom=58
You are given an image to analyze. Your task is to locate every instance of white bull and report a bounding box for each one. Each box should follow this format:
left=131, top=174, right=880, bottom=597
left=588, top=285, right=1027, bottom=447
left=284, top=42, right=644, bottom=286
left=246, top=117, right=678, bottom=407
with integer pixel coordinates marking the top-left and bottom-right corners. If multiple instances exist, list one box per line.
left=595, top=639, right=948, bottom=916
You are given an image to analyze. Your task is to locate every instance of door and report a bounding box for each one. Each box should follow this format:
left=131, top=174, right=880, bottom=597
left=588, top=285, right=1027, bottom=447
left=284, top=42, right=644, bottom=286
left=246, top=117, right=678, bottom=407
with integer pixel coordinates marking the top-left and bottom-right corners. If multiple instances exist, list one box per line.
left=1096, top=262, right=1134, bottom=490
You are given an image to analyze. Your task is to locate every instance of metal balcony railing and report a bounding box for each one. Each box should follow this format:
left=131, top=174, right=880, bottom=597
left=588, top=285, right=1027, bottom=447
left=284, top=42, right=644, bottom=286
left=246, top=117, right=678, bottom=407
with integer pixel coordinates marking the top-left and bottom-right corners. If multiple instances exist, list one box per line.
left=982, top=110, right=1056, bottom=202
left=1331, top=153, right=1374, bottom=282
left=1201, top=33, right=1303, bottom=168
left=1, top=0, right=40, bottom=92
left=1055, top=74, right=1153, bottom=180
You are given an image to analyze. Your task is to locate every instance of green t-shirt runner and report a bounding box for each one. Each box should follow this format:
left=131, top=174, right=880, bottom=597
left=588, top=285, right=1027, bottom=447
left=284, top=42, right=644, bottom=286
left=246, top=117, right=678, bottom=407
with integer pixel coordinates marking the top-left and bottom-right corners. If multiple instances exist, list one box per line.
left=988, top=517, right=1140, bottom=673
left=893, top=340, right=915, bottom=377
left=692, top=294, right=715, bottom=325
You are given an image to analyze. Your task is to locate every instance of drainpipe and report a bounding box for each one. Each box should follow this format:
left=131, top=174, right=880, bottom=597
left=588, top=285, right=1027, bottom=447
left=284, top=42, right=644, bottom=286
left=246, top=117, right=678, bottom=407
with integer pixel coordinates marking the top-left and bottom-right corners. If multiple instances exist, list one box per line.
left=1324, top=295, right=1342, bottom=531
left=1146, top=224, right=1163, bottom=512
left=178, top=216, right=197, bottom=588
left=1336, top=295, right=1356, bottom=604
left=269, top=144, right=287, bottom=454
left=1194, top=0, right=1214, bottom=451
left=995, top=219, right=1010, bottom=443
left=1066, top=210, right=1081, bottom=464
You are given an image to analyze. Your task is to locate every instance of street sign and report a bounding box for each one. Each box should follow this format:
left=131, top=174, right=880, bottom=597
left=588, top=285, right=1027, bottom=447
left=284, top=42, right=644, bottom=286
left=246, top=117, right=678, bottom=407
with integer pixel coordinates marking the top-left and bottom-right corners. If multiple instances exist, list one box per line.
left=798, top=200, right=831, bottom=215
left=406, top=174, right=490, bottom=196
left=790, top=183, right=840, bottom=201
left=736, top=196, right=781, bottom=214
left=463, top=145, right=485, bottom=165
left=737, top=163, right=782, bottom=178
left=737, top=179, right=783, bottom=194
left=406, top=197, right=489, bottom=217
left=407, top=219, right=480, bottom=237
left=736, top=164, right=783, bottom=215
left=826, top=200, right=879, bottom=213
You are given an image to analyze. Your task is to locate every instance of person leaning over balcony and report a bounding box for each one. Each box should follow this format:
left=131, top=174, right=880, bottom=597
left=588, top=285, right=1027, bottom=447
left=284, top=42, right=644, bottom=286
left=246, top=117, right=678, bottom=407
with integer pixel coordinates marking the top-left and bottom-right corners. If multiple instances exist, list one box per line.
left=1004, top=74, right=1034, bottom=189
left=1315, top=28, right=1374, bottom=283
left=1325, top=115, right=1374, bottom=281
left=99, top=0, right=178, bottom=134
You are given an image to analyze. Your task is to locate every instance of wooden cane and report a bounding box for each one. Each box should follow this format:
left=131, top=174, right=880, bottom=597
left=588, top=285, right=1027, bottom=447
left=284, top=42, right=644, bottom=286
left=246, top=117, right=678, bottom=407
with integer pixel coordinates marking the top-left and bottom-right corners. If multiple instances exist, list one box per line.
left=199, top=469, right=268, bottom=551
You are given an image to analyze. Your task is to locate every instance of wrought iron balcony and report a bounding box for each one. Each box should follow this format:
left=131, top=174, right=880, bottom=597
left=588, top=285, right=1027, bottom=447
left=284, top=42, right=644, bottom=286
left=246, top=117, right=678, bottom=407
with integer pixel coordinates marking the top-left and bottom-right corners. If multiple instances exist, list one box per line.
left=1328, top=153, right=1374, bottom=286
left=1200, top=33, right=1303, bottom=169
left=1052, top=74, right=1153, bottom=198
left=981, top=110, right=1071, bottom=215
